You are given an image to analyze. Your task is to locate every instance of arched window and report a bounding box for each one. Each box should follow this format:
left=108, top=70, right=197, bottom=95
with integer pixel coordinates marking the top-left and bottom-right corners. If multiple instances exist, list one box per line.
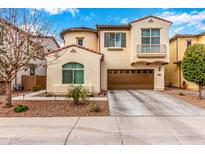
left=62, top=62, right=84, bottom=84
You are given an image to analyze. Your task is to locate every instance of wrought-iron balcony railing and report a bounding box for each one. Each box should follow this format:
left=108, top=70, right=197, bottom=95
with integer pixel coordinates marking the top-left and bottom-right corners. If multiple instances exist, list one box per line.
left=137, top=44, right=166, bottom=58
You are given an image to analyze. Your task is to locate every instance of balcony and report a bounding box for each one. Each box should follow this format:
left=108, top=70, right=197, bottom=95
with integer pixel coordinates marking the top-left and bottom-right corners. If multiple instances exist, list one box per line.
left=137, top=44, right=166, bottom=58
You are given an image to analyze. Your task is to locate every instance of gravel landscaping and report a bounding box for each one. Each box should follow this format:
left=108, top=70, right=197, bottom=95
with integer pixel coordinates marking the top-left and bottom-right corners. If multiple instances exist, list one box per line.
left=163, top=88, right=205, bottom=108
left=0, top=100, right=109, bottom=117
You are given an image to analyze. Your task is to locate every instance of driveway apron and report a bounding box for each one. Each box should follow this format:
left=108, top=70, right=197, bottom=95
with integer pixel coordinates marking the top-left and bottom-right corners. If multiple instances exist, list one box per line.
left=108, top=90, right=205, bottom=116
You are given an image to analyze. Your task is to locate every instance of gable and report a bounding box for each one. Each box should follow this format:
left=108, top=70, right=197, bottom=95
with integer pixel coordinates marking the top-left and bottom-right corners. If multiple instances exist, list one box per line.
left=130, top=16, right=172, bottom=28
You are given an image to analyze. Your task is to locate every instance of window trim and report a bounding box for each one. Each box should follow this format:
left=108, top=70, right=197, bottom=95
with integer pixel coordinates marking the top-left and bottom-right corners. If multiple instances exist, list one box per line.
left=29, top=64, right=36, bottom=76
left=141, top=28, right=161, bottom=53
left=186, top=40, right=192, bottom=48
left=62, top=63, right=84, bottom=84
left=108, top=32, right=123, bottom=49
left=76, top=37, right=84, bottom=46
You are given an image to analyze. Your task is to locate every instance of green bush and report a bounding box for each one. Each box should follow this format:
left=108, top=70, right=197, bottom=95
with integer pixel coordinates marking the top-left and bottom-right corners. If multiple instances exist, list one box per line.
left=90, top=104, right=101, bottom=112
left=13, top=105, right=29, bottom=113
left=32, top=85, right=42, bottom=92
left=67, top=86, right=89, bottom=105
left=182, top=44, right=205, bottom=99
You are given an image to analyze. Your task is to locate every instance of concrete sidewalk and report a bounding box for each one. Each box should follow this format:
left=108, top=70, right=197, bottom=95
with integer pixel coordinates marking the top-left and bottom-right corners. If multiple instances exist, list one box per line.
left=1, top=116, right=205, bottom=145
left=12, top=90, right=107, bottom=101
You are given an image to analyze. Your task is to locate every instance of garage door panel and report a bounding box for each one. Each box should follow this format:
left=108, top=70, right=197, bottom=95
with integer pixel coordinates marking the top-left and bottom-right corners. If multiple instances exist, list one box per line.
left=107, top=69, right=154, bottom=90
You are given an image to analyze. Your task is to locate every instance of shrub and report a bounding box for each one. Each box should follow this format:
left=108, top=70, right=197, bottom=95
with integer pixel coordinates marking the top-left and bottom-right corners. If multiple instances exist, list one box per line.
left=90, top=104, right=101, bottom=112
left=46, top=92, right=54, bottom=97
left=32, top=85, right=42, bottom=92
left=179, top=92, right=185, bottom=96
left=182, top=44, right=205, bottom=99
left=67, top=86, right=89, bottom=105
left=13, top=105, right=29, bottom=113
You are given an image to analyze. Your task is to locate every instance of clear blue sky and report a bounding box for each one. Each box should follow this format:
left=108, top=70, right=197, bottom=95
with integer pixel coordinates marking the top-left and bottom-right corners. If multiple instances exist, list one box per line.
left=28, top=8, right=205, bottom=38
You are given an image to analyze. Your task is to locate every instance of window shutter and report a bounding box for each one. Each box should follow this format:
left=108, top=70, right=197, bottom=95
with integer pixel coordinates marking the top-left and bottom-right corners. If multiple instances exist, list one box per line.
left=104, top=32, right=110, bottom=47
left=121, top=33, right=126, bottom=48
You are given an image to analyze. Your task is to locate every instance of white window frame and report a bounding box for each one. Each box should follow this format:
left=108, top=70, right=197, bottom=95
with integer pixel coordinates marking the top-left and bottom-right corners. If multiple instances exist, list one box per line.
left=76, top=37, right=84, bottom=46
left=109, top=32, right=121, bottom=48
left=141, top=29, right=160, bottom=53
left=62, top=67, right=84, bottom=84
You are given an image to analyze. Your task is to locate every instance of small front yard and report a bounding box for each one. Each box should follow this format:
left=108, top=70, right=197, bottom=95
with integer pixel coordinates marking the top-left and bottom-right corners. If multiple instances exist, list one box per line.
left=0, top=100, right=109, bottom=117
left=163, top=88, right=205, bottom=108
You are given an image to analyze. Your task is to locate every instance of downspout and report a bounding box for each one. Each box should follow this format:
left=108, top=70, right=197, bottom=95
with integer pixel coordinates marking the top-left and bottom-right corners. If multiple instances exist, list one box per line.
left=176, top=38, right=181, bottom=88
left=176, top=38, right=178, bottom=62
left=98, top=28, right=102, bottom=93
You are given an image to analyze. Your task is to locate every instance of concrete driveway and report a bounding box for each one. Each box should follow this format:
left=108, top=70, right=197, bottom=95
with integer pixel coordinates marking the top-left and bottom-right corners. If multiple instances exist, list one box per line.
left=1, top=90, right=205, bottom=145
left=108, top=90, right=205, bottom=116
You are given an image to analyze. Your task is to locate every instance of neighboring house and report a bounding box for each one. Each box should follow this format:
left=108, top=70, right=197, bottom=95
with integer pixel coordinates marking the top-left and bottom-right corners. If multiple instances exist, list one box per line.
left=46, top=16, right=172, bottom=94
left=165, top=32, right=205, bottom=91
left=12, top=35, right=60, bottom=90
left=0, top=18, right=60, bottom=90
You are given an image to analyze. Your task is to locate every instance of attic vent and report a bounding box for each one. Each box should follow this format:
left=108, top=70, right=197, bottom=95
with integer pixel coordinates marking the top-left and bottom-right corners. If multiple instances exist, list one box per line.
left=148, top=18, right=154, bottom=23
left=71, top=49, right=77, bottom=53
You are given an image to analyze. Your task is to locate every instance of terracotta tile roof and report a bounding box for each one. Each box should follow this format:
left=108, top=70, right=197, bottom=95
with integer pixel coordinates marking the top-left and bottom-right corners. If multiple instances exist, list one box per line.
left=129, top=15, right=173, bottom=24
left=60, top=27, right=97, bottom=38
left=170, top=32, right=205, bottom=41
left=61, top=16, right=171, bottom=33
left=96, top=24, right=130, bottom=30
left=46, top=44, right=103, bottom=56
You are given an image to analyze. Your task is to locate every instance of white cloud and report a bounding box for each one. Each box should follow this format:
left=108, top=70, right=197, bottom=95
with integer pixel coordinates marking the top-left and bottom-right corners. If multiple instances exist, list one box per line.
left=120, top=18, right=129, bottom=24
left=196, top=23, right=205, bottom=31
left=36, top=8, right=79, bottom=17
left=80, top=12, right=95, bottom=21
left=106, top=16, right=120, bottom=21
left=174, top=27, right=184, bottom=33
left=159, top=10, right=205, bottom=26
left=159, top=10, right=205, bottom=33
left=68, top=8, right=79, bottom=17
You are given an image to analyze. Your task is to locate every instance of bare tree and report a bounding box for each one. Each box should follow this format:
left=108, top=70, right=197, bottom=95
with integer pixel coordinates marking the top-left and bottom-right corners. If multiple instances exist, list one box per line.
left=0, top=9, right=60, bottom=107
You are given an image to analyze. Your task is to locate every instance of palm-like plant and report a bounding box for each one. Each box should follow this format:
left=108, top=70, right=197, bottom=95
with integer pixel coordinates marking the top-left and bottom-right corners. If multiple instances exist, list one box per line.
left=67, top=86, right=89, bottom=105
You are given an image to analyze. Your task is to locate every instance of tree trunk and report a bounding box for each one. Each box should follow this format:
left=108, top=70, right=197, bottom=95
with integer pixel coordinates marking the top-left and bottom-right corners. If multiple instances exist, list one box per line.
left=199, top=84, right=202, bottom=100
left=4, top=82, right=12, bottom=107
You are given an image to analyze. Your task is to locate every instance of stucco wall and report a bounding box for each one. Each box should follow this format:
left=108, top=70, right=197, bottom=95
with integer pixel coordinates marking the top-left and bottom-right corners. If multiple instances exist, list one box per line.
left=130, top=17, right=170, bottom=63
left=46, top=46, right=102, bottom=94
left=99, top=17, right=170, bottom=91
left=165, top=37, right=200, bottom=91
left=165, top=40, right=180, bottom=87
left=63, top=31, right=98, bottom=51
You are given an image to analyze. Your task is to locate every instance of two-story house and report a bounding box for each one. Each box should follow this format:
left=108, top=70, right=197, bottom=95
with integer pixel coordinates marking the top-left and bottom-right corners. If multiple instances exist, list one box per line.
left=165, top=32, right=205, bottom=91
left=0, top=18, right=59, bottom=91
left=46, top=16, right=172, bottom=94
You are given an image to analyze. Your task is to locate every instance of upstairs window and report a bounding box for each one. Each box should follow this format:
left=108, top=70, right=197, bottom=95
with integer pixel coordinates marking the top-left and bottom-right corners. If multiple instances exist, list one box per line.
left=141, top=29, right=160, bottom=53
left=76, top=38, right=83, bottom=46
left=186, top=40, right=192, bottom=48
left=0, top=25, right=3, bottom=45
left=104, top=32, right=126, bottom=48
left=62, top=62, right=84, bottom=84
left=29, top=64, right=36, bottom=76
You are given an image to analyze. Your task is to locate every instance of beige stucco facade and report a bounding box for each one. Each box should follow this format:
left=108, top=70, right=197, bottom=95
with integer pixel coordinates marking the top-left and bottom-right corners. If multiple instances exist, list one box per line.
left=46, top=46, right=102, bottom=94
left=100, top=17, right=171, bottom=91
left=63, top=31, right=98, bottom=51
left=165, top=33, right=205, bottom=91
left=46, top=16, right=172, bottom=93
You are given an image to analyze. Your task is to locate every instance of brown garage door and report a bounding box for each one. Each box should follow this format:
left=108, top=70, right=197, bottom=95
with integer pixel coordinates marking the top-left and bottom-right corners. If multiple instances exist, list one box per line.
left=107, top=69, right=154, bottom=90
